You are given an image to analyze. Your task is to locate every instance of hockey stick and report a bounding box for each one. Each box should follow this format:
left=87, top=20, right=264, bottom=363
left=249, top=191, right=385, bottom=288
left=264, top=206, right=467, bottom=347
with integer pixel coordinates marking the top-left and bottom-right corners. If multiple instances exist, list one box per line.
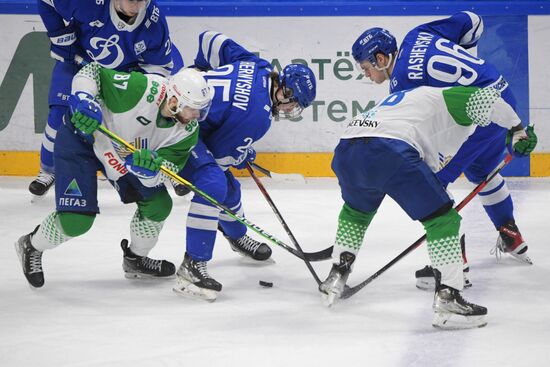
left=96, top=125, right=329, bottom=262
left=340, top=154, right=513, bottom=299
left=247, top=163, right=323, bottom=285
left=250, top=162, right=307, bottom=184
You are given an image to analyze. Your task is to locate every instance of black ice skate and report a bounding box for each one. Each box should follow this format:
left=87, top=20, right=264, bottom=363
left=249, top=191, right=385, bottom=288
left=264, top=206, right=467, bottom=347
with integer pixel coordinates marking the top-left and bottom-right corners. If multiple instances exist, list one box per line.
left=416, top=235, right=471, bottom=290
left=121, top=239, right=175, bottom=279
left=220, top=228, right=272, bottom=262
left=432, top=269, right=487, bottom=329
left=319, top=251, right=356, bottom=307
left=493, top=220, right=532, bottom=264
left=14, top=226, right=44, bottom=288
left=29, top=169, right=55, bottom=199
left=173, top=253, right=222, bottom=302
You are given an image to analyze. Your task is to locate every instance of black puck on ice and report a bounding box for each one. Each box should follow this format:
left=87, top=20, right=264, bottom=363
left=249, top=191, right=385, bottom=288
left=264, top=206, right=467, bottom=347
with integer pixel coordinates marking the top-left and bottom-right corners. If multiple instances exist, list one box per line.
left=259, top=280, right=273, bottom=288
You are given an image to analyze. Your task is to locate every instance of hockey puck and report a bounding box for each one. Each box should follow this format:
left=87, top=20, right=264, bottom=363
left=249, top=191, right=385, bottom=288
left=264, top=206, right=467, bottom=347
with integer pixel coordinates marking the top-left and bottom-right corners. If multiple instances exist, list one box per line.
left=259, top=280, right=273, bottom=288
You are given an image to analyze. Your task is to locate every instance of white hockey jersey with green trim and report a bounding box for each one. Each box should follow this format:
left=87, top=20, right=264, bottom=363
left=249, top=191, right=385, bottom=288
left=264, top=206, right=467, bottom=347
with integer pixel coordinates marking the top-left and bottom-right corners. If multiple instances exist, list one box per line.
left=72, top=63, right=198, bottom=186
left=341, top=86, right=520, bottom=172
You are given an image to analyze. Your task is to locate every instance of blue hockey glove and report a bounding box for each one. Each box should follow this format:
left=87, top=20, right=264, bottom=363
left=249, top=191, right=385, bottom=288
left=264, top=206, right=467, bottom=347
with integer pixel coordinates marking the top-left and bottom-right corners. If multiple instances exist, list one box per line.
left=124, top=149, right=164, bottom=179
left=69, top=92, right=103, bottom=136
left=234, top=147, right=256, bottom=170
left=48, top=25, right=84, bottom=64
left=506, top=125, right=537, bottom=157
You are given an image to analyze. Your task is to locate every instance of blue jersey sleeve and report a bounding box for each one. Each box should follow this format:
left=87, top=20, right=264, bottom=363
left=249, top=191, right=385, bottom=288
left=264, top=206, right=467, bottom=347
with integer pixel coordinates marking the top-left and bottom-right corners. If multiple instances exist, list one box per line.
left=37, top=0, right=66, bottom=32
left=194, top=31, right=263, bottom=70
left=417, top=11, right=484, bottom=49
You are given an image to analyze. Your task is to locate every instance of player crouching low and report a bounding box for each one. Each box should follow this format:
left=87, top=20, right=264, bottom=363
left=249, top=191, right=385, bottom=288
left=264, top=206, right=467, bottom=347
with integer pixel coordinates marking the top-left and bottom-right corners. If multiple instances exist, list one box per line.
left=15, top=63, right=212, bottom=287
left=171, top=31, right=316, bottom=302
left=319, top=85, right=537, bottom=329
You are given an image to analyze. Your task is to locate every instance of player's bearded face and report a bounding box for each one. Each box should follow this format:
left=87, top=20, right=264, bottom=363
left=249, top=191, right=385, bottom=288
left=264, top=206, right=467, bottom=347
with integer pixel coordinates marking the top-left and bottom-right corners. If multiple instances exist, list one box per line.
left=176, top=106, right=200, bottom=124
left=115, top=0, right=147, bottom=17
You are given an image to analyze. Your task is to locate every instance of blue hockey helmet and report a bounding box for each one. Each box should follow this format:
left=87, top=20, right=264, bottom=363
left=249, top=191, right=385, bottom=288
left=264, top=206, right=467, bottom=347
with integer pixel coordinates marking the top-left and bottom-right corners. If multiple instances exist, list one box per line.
left=352, top=27, right=397, bottom=65
left=279, top=64, right=316, bottom=109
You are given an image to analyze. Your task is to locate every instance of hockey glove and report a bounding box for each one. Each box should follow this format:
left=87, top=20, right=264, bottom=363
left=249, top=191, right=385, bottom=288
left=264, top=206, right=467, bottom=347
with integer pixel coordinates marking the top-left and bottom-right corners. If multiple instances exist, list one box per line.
left=234, top=147, right=256, bottom=170
left=48, top=24, right=84, bottom=64
left=506, top=125, right=537, bottom=157
left=125, top=149, right=164, bottom=179
left=69, top=92, right=103, bottom=136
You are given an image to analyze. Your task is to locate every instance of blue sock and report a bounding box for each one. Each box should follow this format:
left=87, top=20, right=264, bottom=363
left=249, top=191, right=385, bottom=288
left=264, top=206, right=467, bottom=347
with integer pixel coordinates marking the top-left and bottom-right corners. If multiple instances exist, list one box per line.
left=477, top=174, right=514, bottom=228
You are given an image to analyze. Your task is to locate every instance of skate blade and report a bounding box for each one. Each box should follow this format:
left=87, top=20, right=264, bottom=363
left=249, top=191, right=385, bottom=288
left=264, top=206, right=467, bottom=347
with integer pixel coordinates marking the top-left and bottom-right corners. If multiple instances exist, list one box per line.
left=415, top=277, right=435, bottom=291
left=173, top=281, right=218, bottom=302
left=237, top=256, right=276, bottom=266
left=173, top=286, right=218, bottom=302
left=509, top=252, right=533, bottom=265
left=321, top=291, right=339, bottom=307
left=30, top=194, right=47, bottom=204
left=124, top=272, right=175, bottom=280
left=432, top=312, right=487, bottom=330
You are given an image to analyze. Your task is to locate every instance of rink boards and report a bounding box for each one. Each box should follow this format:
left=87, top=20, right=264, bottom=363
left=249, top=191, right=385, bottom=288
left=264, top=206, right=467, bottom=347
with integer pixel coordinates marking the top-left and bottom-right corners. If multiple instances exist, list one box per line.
left=0, top=3, right=549, bottom=176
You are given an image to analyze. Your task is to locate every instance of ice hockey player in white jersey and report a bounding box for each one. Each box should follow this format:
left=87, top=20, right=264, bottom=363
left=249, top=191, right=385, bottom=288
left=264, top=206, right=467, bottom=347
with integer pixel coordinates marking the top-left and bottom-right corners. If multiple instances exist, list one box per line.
left=320, top=85, right=537, bottom=329
left=15, top=62, right=212, bottom=288
left=351, top=13, right=535, bottom=270
left=31, top=0, right=183, bottom=199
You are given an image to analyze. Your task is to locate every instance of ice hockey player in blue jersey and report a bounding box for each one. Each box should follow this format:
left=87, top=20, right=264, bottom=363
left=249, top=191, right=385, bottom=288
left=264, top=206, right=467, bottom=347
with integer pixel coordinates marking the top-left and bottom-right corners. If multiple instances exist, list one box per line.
left=172, top=31, right=316, bottom=302
left=351, top=12, right=535, bottom=275
left=30, top=0, right=182, bottom=199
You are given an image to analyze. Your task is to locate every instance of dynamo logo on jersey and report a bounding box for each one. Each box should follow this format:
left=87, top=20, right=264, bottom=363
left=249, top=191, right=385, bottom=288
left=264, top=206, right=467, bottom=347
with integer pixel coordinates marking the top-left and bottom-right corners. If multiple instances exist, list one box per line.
left=87, top=35, right=124, bottom=69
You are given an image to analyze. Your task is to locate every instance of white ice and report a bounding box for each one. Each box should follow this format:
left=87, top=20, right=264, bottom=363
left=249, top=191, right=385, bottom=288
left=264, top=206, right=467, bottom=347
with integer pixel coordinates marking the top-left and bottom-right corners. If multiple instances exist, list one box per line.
left=1, top=176, right=549, bottom=367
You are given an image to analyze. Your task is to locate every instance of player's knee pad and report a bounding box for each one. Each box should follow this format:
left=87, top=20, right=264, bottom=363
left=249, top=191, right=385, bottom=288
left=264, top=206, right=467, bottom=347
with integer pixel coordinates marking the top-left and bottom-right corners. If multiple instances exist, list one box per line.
left=58, top=211, right=96, bottom=237
left=137, top=189, right=172, bottom=222
left=422, top=208, right=461, bottom=240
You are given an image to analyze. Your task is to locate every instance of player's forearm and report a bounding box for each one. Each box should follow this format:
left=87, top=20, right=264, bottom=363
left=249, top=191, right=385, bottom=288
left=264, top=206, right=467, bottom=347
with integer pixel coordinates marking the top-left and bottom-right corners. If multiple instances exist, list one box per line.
left=490, top=97, right=522, bottom=130
left=38, top=0, right=66, bottom=33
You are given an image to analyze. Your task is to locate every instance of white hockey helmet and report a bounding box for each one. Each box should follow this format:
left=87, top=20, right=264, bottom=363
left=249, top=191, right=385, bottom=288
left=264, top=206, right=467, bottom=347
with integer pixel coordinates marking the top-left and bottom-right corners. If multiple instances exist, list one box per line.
left=167, top=68, right=213, bottom=121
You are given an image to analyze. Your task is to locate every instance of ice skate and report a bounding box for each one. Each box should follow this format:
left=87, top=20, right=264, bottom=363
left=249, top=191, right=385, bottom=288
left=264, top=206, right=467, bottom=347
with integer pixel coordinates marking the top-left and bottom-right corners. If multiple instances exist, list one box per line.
left=221, top=229, right=273, bottom=263
left=319, top=251, right=355, bottom=307
left=492, top=221, right=532, bottom=264
left=29, top=170, right=55, bottom=202
left=432, top=285, right=487, bottom=329
left=173, top=253, right=222, bottom=302
left=121, top=239, right=175, bottom=279
left=14, top=226, right=44, bottom=288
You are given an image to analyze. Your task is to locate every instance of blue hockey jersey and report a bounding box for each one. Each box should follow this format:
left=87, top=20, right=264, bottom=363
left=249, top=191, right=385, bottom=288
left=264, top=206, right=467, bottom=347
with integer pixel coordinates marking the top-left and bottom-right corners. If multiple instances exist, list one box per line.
left=194, top=31, right=274, bottom=170
left=38, top=0, right=178, bottom=76
left=390, top=11, right=516, bottom=108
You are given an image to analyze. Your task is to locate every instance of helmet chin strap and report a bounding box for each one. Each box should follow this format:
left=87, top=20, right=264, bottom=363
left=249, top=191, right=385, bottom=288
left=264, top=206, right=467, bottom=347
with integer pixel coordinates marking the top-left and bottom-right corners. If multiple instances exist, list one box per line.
left=374, top=53, right=394, bottom=80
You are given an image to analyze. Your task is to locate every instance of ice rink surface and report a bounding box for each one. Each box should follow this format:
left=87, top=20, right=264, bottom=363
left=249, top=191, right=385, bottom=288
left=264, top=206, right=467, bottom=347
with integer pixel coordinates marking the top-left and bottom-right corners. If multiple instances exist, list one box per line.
left=1, top=176, right=549, bottom=367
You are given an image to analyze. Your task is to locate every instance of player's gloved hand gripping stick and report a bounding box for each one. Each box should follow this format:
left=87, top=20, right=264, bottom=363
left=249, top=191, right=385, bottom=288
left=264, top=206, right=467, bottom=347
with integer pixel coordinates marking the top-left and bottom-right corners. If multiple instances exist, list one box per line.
left=96, top=125, right=333, bottom=263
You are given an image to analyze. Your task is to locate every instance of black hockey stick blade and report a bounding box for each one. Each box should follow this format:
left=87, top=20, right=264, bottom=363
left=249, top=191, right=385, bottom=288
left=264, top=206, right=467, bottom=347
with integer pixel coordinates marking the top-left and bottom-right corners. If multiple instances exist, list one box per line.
left=302, top=246, right=333, bottom=261
left=250, top=162, right=306, bottom=183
